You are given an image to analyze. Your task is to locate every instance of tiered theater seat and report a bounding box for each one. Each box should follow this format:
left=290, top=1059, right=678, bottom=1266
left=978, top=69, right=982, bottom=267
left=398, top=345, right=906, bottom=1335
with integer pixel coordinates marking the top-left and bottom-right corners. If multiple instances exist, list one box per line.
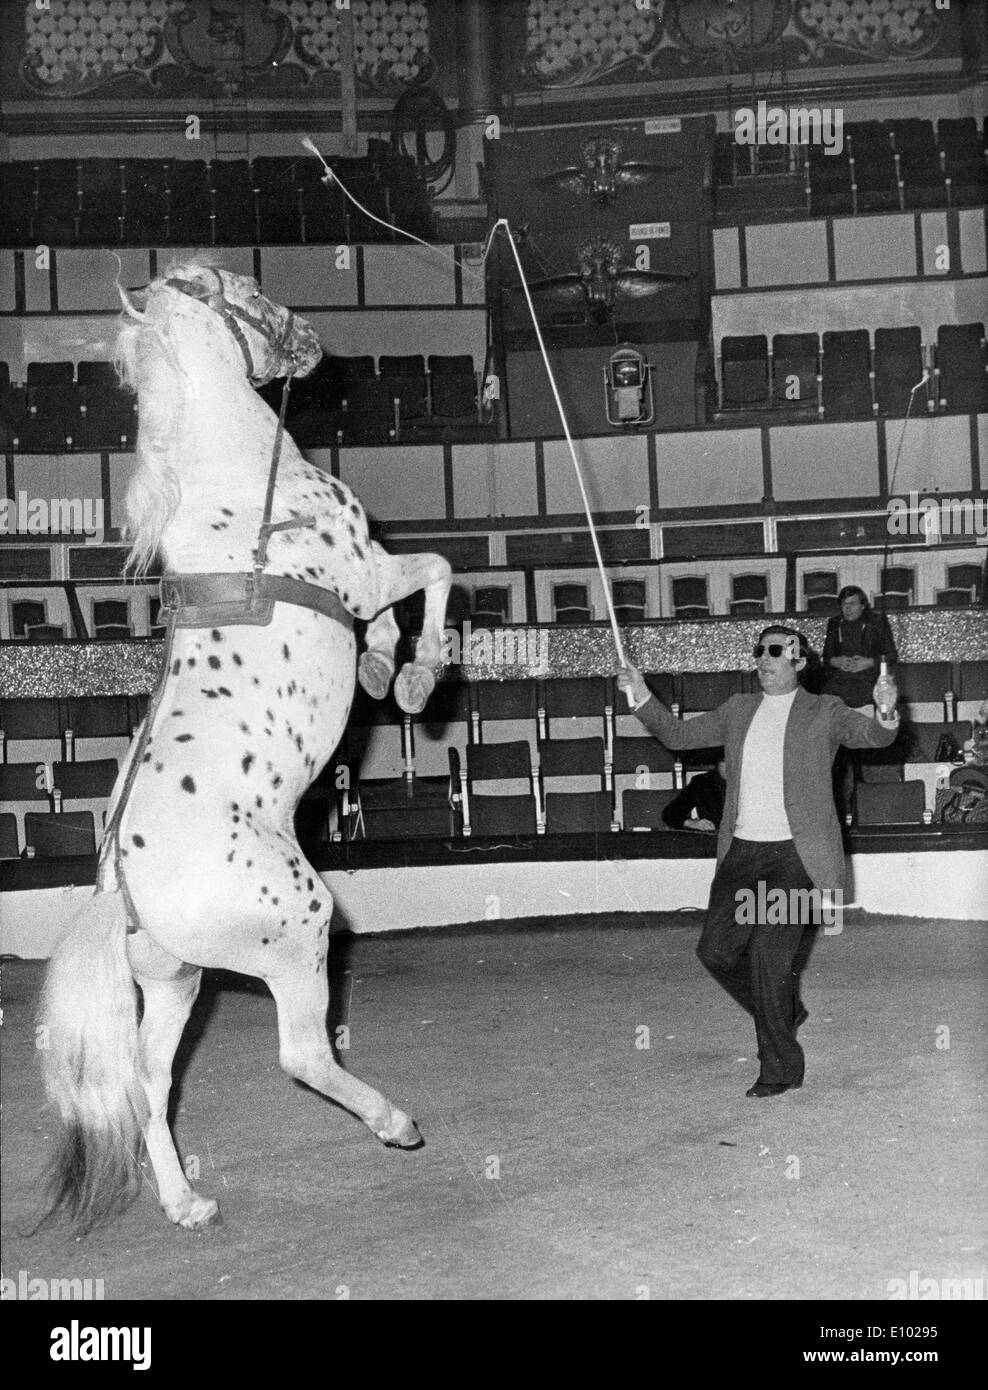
left=24, top=811, right=97, bottom=858
left=457, top=740, right=539, bottom=837
left=807, top=143, right=853, bottom=216
left=935, top=324, right=988, bottom=413
left=855, top=780, right=925, bottom=826
left=873, top=327, right=925, bottom=416
left=720, top=335, right=769, bottom=410
left=771, top=333, right=819, bottom=411
left=937, top=118, right=986, bottom=207
left=821, top=330, right=873, bottom=419
left=167, top=161, right=212, bottom=243
left=672, top=576, right=710, bottom=619
left=889, top=119, right=945, bottom=209
left=210, top=160, right=256, bottom=244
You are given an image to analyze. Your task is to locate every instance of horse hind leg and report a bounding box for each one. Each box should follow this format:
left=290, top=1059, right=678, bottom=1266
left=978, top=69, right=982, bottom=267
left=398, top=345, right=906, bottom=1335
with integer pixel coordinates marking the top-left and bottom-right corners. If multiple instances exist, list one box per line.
left=357, top=605, right=400, bottom=701
left=267, top=925, right=421, bottom=1150
left=369, top=543, right=451, bottom=715
left=128, top=932, right=221, bottom=1230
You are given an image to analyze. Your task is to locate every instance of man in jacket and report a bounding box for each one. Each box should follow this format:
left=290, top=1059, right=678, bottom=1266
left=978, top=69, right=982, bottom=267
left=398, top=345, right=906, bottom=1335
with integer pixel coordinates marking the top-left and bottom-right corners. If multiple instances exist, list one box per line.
left=617, top=625, right=900, bottom=1098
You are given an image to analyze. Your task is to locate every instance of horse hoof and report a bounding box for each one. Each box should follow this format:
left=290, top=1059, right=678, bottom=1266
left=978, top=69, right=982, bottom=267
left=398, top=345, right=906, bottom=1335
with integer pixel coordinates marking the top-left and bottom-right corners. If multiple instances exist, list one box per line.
left=170, top=1196, right=222, bottom=1230
left=375, top=1114, right=424, bottom=1149
left=393, top=663, right=435, bottom=715
left=358, top=651, right=395, bottom=701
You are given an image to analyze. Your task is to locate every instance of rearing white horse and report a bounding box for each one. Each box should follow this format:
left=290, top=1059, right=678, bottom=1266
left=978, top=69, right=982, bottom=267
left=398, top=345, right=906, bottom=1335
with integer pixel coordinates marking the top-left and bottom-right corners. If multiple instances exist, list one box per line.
left=38, top=260, right=451, bottom=1230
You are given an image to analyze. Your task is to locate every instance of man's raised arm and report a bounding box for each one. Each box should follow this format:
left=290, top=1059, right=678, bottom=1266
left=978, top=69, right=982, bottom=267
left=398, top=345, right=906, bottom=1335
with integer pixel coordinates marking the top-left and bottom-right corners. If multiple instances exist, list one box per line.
left=617, top=664, right=727, bottom=751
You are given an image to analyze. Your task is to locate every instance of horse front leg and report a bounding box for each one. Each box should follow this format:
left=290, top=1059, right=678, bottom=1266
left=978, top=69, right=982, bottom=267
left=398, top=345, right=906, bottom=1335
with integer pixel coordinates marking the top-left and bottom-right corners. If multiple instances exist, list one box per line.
left=357, top=605, right=400, bottom=701
left=369, top=543, right=451, bottom=715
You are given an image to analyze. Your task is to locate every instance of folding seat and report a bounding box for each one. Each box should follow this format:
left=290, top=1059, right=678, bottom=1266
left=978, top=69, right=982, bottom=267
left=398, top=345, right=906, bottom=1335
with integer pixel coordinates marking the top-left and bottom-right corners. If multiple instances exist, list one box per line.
left=680, top=670, right=747, bottom=714
left=852, top=151, right=901, bottom=213
left=470, top=679, right=539, bottom=756
left=338, top=359, right=392, bottom=444
left=612, top=578, right=646, bottom=624
left=873, top=327, right=925, bottom=417
left=887, top=120, right=945, bottom=208
left=847, top=122, right=891, bottom=161
left=34, top=160, right=80, bottom=241
left=166, top=160, right=212, bottom=243
left=858, top=741, right=906, bottom=783
left=539, top=677, right=612, bottom=744
left=552, top=583, right=591, bottom=625
left=64, top=695, right=133, bottom=764
left=620, top=788, right=678, bottom=830
left=854, top=780, right=925, bottom=826
left=253, top=158, right=303, bottom=244
left=902, top=719, right=971, bottom=764
left=25, top=623, right=66, bottom=641
left=937, top=117, right=980, bottom=156
left=672, top=575, right=710, bottom=619
left=27, top=361, right=74, bottom=390
left=808, top=154, right=854, bottom=217
left=887, top=119, right=938, bottom=160
left=75, top=158, right=125, bottom=245
left=803, top=570, right=839, bottom=614
left=10, top=599, right=49, bottom=637
left=297, top=163, right=349, bottom=244
left=291, top=356, right=343, bottom=412
left=411, top=680, right=470, bottom=777
left=0, top=697, right=62, bottom=766
left=472, top=586, right=510, bottom=628
left=24, top=810, right=97, bottom=857
left=0, top=163, right=37, bottom=246
left=879, top=566, right=914, bottom=608
left=729, top=574, right=768, bottom=617
left=92, top=599, right=132, bottom=639
left=895, top=662, right=952, bottom=723
left=720, top=335, right=769, bottom=409
left=957, top=660, right=988, bottom=720
left=946, top=562, right=983, bottom=600
left=935, top=324, right=988, bottom=413
left=209, top=161, right=256, bottom=244
left=122, top=160, right=169, bottom=245
left=345, top=178, right=392, bottom=243
left=543, top=790, right=615, bottom=834
left=427, top=356, right=477, bottom=420
left=0, top=812, right=19, bottom=858
left=539, top=735, right=608, bottom=798
left=457, top=739, right=539, bottom=837
left=938, top=118, right=986, bottom=207
left=771, top=333, right=819, bottom=411
left=379, top=355, right=428, bottom=428
left=935, top=587, right=975, bottom=607
left=51, top=757, right=119, bottom=830
left=821, top=330, right=873, bottom=419
left=612, top=733, right=675, bottom=822
left=0, top=761, right=51, bottom=848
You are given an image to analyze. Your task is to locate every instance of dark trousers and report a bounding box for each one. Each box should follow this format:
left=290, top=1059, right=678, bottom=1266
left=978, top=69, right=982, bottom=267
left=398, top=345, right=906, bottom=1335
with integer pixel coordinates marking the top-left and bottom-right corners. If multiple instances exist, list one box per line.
left=697, top=838, right=816, bottom=1087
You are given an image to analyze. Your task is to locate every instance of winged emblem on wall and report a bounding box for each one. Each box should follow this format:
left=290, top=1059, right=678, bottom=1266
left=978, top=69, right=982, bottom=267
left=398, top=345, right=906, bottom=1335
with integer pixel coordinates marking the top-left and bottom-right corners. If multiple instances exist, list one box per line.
left=520, top=236, right=693, bottom=325
left=538, top=136, right=682, bottom=207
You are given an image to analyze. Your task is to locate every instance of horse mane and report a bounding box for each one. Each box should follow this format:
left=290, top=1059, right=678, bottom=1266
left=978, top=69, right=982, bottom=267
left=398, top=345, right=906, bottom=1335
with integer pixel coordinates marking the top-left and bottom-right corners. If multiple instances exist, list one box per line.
left=114, top=255, right=226, bottom=575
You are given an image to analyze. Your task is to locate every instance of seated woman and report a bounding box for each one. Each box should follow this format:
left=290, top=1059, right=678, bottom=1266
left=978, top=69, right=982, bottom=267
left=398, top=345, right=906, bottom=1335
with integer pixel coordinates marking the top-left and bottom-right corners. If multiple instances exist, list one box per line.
left=820, top=585, right=898, bottom=710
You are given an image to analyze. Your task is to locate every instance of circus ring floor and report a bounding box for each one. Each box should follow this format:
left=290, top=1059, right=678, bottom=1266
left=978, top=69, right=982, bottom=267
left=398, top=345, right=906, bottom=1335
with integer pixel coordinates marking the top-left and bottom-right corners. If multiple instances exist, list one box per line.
left=1, top=909, right=985, bottom=1303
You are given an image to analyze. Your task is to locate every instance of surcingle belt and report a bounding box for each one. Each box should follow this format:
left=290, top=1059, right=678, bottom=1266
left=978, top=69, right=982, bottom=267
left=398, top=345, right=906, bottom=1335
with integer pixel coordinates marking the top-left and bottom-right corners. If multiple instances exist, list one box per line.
left=160, top=571, right=355, bottom=630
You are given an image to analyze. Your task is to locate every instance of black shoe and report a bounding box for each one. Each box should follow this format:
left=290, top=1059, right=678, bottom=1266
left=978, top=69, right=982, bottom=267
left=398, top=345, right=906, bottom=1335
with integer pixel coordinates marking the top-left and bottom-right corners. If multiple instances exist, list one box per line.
left=746, top=1080, right=802, bottom=1098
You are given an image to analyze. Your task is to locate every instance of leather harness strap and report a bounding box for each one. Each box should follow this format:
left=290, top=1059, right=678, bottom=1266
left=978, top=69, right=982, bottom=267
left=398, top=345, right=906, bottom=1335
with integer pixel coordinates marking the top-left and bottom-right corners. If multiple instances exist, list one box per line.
left=160, top=571, right=355, bottom=631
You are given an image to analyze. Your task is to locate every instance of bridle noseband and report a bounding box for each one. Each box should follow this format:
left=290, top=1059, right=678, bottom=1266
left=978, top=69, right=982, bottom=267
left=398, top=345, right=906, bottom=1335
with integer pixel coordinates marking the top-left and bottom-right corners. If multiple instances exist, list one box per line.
left=164, top=268, right=299, bottom=386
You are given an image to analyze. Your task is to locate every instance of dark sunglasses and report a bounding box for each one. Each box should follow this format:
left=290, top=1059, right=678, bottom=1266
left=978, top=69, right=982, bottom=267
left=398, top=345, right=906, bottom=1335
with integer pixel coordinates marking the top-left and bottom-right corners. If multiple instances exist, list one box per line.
left=753, top=642, right=789, bottom=658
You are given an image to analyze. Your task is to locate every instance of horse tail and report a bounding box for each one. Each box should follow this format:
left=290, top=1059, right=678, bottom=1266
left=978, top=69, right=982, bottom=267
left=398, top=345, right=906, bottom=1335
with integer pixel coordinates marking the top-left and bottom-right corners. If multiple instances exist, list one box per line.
left=37, top=890, right=148, bottom=1231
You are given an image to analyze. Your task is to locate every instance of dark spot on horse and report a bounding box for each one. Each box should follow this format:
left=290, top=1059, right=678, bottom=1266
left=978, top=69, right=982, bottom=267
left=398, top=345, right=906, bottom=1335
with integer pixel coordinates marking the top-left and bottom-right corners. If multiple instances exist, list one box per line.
left=306, top=878, right=314, bottom=892
left=271, top=774, right=283, bottom=789
left=308, top=899, right=321, bottom=912
left=181, top=775, right=196, bottom=794
left=221, top=507, right=234, bottom=517
left=348, top=523, right=357, bottom=539
left=218, top=687, right=232, bottom=697
left=172, top=658, right=181, bottom=675
left=350, top=501, right=359, bottom=516
left=171, top=710, right=184, bottom=717
left=188, top=657, right=197, bottom=669
left=260, top=885, right=268, bottom=895
left=203, top=690, right=219, bottom=699
left=208, top=655, right=221, bottom=669
left=242, top=753, right=255, bottom=774
left=353, top=543, right=364, bottom=560
left=212, top=630, right=223, bottom=642
left=245, top=858, right=253, bottom=868
left=154, top=761, right=164, bottom=772
left=175, top=733, right=194, bottom=743
left=261, top=937, right=270, bottom=945
left=227, top=850, right=235, bottom=863
left=142, top=752, right=152, bottom=763
left=132, top=834, right=145, bottom=848
left=283, top=643, right=291, bottom=661
left=271, top=897, right=279, bottom=907
left=255, top=795, right=263, bottom=809
left=320, top=531, right=336, bottom=547
left=233, top=653, right=243, bottom=666
left=331, top=481, right=345, bottom=503
left=239, top=721, right=250, bottom=735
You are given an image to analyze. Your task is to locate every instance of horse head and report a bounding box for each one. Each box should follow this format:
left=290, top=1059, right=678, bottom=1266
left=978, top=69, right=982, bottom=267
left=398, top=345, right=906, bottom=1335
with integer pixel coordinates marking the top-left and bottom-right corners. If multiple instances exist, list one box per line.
left=154, top=262, right=322, bottom=388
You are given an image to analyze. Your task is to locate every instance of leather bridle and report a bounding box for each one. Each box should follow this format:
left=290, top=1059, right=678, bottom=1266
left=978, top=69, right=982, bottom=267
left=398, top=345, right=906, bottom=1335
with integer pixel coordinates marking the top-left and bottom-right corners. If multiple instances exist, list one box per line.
left=164, top=267, right=300, bottom=387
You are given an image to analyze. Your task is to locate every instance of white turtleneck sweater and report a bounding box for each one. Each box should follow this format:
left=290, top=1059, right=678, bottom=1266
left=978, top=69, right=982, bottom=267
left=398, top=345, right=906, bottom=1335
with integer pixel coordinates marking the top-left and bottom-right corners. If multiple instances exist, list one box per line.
left=734, top=688, right=799, bottom=841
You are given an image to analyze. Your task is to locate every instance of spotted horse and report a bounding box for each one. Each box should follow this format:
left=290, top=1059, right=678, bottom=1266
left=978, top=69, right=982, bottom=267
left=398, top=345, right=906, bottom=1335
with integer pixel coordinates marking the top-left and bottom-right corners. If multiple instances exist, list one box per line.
left=38, top=261, right=451, bottom=1230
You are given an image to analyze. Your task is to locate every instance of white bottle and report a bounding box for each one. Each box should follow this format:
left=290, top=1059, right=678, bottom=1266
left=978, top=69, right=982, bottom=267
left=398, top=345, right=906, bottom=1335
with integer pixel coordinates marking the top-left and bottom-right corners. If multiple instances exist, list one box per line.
left=872, top=659, right=898, bottom=715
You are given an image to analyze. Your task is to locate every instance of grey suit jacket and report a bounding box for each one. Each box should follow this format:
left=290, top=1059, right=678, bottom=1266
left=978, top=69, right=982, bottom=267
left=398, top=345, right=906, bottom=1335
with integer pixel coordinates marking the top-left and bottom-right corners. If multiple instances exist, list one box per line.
left=635, top=685, right=898, bottom=890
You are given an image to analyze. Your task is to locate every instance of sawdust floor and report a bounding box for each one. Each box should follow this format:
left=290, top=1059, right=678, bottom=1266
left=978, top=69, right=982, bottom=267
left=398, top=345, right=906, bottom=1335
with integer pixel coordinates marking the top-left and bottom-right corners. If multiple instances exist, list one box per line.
left=1, top=913, right=985, bottom=1301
